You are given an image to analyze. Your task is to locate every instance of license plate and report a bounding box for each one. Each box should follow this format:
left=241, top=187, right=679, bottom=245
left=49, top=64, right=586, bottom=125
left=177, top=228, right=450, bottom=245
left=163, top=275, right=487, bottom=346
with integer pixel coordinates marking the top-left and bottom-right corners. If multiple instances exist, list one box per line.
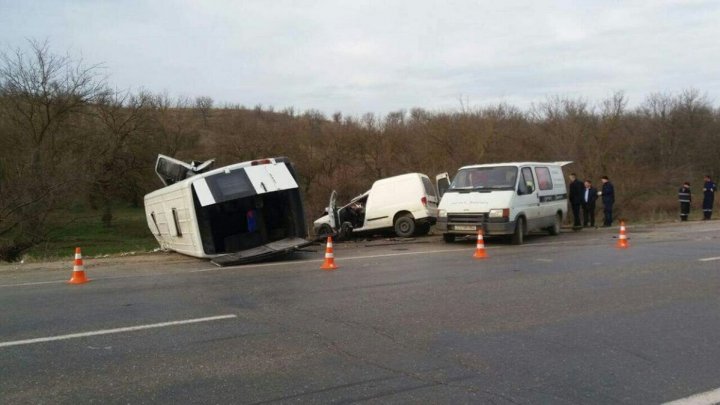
left=454, top=225, right=477, bottom=231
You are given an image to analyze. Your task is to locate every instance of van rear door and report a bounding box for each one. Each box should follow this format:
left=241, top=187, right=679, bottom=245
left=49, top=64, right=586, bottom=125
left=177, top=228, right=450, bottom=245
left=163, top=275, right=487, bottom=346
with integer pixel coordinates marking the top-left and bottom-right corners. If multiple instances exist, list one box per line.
left=436, top=173, right=450, bottom=198
left=421, top=175, right=439, bottom=207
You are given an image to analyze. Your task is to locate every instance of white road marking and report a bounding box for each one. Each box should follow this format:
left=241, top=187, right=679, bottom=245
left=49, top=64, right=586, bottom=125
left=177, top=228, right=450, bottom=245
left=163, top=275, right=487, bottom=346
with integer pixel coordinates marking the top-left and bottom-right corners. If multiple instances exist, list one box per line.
left=191, top=248, right=470, bottom=272
left=0, top=314, right=237, bottom=348
left=664, top=387, right=720, bottom=405
left=0, top=279, right=68, bottom=288
left=699, top=256, right=720, bottom=262
left=535, top=258, right=553, bottom=262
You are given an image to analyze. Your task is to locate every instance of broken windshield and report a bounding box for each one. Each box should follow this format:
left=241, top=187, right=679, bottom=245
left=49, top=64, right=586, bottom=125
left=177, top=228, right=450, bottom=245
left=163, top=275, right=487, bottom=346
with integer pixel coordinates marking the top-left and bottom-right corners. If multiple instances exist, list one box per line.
left=449, top=166, right=518, bottom=191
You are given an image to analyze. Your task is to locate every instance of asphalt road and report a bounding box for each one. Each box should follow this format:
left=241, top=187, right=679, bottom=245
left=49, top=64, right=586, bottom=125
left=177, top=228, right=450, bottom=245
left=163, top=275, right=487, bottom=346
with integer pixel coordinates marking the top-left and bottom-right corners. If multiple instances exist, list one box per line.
left=1, top=221, right=720, bottom=404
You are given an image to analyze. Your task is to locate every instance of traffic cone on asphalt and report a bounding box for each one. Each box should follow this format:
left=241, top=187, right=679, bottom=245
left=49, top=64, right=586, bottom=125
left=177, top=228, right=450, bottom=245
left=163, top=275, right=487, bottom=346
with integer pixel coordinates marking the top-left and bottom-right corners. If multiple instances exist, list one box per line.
left=320, top=236, right=338, bottom=270
left=473, top=229, right=488, bottom=259
left=68, top=247, right=90, bottom=284
left=616, top=221, right=629, bottom=249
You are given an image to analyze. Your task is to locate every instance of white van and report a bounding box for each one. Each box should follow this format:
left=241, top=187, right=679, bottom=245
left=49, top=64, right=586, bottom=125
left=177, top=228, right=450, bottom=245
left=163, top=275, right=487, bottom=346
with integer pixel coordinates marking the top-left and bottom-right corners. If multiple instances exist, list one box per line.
left=313, top=173, right=439, bottom=238
left=436, top=162, right=570, bottom=244
left=144, top=155, right=311, bottom=266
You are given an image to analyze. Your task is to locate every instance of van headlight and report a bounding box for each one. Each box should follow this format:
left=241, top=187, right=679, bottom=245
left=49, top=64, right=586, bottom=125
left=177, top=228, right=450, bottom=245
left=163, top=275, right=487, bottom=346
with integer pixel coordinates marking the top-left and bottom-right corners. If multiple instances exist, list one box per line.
left=438, top=209, right=447, bottom=217
left=489, top=208, right=509, bottom=218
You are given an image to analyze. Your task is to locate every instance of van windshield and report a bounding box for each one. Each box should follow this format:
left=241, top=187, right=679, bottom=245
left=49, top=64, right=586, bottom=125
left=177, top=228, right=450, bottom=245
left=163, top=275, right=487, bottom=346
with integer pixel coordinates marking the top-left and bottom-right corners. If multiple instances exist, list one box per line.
left=450, top=166, right=518, bottom=191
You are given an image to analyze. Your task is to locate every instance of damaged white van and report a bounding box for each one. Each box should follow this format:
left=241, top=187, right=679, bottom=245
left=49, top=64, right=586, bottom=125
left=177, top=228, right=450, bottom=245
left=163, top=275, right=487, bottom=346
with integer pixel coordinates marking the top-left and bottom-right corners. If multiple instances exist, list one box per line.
left=144, top=155, right=311, bottom=266
left=313, top=173, right=439, bottom=239
left=436, top=162, right=570, bottom=244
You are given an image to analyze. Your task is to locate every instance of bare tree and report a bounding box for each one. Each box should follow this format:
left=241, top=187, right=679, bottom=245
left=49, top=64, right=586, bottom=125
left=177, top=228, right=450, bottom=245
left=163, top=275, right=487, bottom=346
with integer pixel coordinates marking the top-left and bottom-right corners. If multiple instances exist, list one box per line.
left=91, top=90, right=155, bottom=226
left=194, top=95, right=213, bottom=126
left=0, top=39, right=108, bottom=261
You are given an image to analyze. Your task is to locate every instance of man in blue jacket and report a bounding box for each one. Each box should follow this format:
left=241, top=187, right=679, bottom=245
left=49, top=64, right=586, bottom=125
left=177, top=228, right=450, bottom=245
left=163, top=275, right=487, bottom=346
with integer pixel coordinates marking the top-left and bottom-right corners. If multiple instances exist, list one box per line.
left=702, top=175, right=717, bottom=220
left=599, top=176, right=615, bottom=227
left=582, top=180, right=598, bottom=228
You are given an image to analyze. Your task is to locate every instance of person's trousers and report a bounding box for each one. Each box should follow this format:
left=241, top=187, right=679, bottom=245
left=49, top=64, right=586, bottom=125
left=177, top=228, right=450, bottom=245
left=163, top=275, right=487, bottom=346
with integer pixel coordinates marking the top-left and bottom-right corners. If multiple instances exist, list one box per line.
left=680, top=202, right=690, bottom=221
left=582, top=202, right=595, bottom=227
left=571, top=203, right=582, bottom=227
left=703, top=200, right=713, bottom=220
left=603, top=204, right=613, bottom=226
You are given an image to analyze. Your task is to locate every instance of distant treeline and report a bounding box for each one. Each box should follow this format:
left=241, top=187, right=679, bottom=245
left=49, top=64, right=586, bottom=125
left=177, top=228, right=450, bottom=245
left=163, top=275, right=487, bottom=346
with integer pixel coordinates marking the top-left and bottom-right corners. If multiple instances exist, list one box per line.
left=1, top=41, right=719, bottom=261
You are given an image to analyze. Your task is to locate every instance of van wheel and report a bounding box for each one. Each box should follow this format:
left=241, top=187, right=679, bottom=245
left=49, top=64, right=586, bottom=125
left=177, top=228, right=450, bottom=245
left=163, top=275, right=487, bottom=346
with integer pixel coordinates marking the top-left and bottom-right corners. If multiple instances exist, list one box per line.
left=512, top=217, right=525, bottom=245
left=317, top=224, right=333, bottom=238
left=338, top=222, right=353, bottom=240
left=548, top=214, right=561, bottom=236
left=442, top=233, right=455, bottom=243
left=394, top=215, right=415, bottom=238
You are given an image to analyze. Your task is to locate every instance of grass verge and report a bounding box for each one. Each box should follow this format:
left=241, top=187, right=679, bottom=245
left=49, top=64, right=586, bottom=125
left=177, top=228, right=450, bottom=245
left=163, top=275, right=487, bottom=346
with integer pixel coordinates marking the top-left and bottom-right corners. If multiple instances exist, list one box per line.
left=23, top=206, right=158, bottom=262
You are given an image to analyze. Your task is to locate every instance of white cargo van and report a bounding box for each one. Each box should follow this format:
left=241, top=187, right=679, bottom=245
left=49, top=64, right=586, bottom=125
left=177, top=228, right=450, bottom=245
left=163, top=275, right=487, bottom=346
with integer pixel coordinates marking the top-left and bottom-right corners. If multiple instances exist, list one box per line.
left=313, top=173, right=439, bottom=238
left=436, top=162, right=570, bottom=244
left=144, top=155, right=311, bottom=266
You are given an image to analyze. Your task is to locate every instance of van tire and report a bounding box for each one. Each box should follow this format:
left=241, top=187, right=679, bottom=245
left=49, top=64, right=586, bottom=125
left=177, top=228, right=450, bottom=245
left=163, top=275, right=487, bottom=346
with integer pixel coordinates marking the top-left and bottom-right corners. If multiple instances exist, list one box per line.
left=443, top=233, right=455, bottom=243
left=548, top=214, right=561, bottom=236
left=317, top=224, right=333, bottom=238
left=512, top=217, right=525, bottom=245
left=339, top=222, right=353, bottom=240
left=394, top=215, right=415, bottom=238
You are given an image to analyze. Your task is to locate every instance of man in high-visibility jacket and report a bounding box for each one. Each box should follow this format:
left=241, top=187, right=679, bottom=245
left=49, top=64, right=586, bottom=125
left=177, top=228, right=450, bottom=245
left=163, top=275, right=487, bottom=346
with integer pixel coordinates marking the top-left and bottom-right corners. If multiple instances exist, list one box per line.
left=703, top=175, right=717, bottom=220
left=678, top=182, right=691, bottom=221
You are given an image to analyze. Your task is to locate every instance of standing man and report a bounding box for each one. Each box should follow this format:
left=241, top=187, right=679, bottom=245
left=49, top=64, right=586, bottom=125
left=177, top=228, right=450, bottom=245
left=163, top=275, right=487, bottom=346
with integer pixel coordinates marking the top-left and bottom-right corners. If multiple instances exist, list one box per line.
left=582, top=180, right=597, bottom=228
left=568, top=173, right=584, bottom=229
left=599, top=175, right=615, bottom=227
left=702, top=175, right=717, bottom=220
left=678, top=182, right=691, bottom=221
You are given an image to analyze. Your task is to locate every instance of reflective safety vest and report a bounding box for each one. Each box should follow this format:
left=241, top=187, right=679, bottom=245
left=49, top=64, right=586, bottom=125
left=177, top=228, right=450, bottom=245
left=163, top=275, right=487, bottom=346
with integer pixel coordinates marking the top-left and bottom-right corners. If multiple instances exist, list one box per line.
left=678, top=187, right=691, bottom=203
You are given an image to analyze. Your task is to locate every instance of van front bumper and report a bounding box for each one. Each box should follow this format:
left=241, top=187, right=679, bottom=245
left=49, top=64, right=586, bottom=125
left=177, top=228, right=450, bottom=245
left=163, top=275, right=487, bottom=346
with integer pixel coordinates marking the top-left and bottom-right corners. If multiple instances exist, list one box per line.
left=436, top=216, right=515, bottom=235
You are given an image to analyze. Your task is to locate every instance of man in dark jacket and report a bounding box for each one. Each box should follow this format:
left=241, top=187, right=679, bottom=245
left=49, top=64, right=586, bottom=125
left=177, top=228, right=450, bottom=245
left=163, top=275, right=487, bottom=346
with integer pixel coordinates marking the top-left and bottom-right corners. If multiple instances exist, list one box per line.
left=582, top=180, right=598, bottom=228
left=599, top=175, right=615, bottom=227
left=702, top=175, right=717, bottom=220
left=678, top=182, right=691, bottom=221
left=568, top=173, right=584, bottom=229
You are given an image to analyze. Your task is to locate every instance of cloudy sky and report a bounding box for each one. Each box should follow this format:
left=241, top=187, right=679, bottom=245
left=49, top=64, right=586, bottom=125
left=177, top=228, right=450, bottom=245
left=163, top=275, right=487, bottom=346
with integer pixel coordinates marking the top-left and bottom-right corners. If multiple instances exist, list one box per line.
left=1, top=0, right=719, bottom=116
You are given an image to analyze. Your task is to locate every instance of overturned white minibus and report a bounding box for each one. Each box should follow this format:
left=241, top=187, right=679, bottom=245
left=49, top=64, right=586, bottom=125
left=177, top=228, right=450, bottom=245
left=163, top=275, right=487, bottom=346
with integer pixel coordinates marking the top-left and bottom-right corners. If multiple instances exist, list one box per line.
left=144, top=155, right=311, bottom=266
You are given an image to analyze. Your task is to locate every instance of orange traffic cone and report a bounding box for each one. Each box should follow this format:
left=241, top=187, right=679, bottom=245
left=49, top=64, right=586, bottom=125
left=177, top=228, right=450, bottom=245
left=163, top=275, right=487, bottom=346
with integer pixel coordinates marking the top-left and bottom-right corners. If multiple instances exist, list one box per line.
left=473, top=229, right=488, bottom=259
left=68, top=247, right=90, bottom=284
left=616, top=221, right=629, bottom=249
left=320, top=236, right=338, bottom=270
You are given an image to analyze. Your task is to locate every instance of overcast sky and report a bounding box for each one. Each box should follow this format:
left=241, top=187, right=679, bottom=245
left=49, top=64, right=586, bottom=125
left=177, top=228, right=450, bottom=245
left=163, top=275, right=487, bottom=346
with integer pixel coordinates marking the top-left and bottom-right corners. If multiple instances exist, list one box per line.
left=1, top=0, right=719, bottom=116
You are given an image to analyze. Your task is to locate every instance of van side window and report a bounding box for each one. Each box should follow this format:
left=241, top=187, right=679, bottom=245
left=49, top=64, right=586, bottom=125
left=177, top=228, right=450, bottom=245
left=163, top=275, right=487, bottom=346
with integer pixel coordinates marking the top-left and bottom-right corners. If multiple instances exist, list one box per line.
left=171, top=208, right=183, bottom=237
left=534, top=167, right=553, bottom=190
left=519, top=167, right=535, bottom=194
left=150, top=212, right=161, bottom=236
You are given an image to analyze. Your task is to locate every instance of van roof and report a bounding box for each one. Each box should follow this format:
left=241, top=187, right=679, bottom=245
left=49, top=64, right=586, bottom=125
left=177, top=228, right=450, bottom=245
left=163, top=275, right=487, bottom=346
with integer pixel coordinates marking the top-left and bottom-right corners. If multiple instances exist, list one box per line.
left=458, top=161, right=572, bottom=170
left=373, top=172, right=428, bottom=185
